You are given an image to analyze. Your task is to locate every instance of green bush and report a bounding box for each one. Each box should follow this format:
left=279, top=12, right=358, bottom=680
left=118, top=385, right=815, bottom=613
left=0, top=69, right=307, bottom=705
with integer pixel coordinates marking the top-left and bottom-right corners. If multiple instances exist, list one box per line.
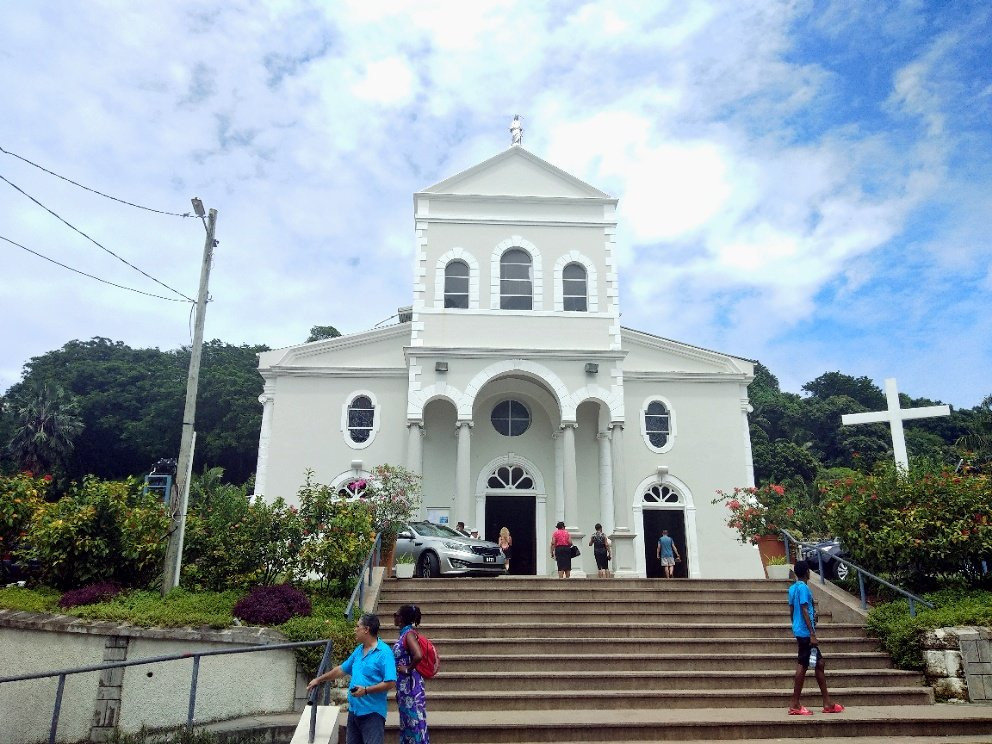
left=182, top=470, right=303, bottom=590
left=0, top=473, right=49, bottom=580
left=821, top=461, right=991, bottom=588
left=866, top=588, right=992, bottom=670
left=297, top=472, right=375, bottom=592
left=68, top=588, right=240, bottom=628
left=279, top=594, right=353, bottom=675
left=0, top=585, right=60, bottom=613
left=19, top=477, right=169, bottom=590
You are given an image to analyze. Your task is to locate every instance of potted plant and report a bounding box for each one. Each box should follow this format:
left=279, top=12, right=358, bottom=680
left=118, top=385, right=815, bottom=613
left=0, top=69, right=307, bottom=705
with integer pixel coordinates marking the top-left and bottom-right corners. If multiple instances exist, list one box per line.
left=765, top=554, right=792, bottom=580
left=712, top=483, right=797, bottom=575
left=394, top=552, right=416, bottom=579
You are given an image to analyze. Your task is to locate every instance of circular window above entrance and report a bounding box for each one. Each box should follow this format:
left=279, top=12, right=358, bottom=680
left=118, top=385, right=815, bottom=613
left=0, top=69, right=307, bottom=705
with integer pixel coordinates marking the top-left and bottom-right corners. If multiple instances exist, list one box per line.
left=491, top=400, right=531, bottom=436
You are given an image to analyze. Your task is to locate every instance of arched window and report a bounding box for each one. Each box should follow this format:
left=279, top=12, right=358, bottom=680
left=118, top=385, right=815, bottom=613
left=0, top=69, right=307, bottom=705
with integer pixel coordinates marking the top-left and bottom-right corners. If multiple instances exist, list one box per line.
left=444, top=260, right=469, bottom=308
left=643, top=483, right=682, bottom=504
left=642, top=398, right=675, bottom=452
left=347, top=395, right=375, bottom=443
left=562, top=262, right=587, bottom=311
left=487, top=464, right=535, bottom=490
left=500, top=249, right=532, bottom=310
left=491, top=400, right=531, bottom=437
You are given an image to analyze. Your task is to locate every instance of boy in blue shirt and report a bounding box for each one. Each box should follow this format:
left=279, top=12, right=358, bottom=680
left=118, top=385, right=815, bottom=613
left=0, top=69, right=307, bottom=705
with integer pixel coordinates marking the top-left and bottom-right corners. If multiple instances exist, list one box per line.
left=307, top=613, right=397, bottom=744
left=788, top=560, right=843, bottom=715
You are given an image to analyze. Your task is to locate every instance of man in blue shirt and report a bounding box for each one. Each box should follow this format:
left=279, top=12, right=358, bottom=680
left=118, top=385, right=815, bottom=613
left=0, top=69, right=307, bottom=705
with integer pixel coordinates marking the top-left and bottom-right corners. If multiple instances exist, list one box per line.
left=788, top=560, right=843, bottom=716
left=307, top=613, right=397, bottom=744
left=656, top=530, right=680, bottom=578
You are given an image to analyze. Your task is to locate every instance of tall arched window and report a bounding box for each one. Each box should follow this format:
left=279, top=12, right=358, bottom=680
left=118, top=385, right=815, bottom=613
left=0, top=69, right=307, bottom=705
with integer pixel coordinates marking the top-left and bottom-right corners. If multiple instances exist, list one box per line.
left=644, top=400, right=670, bottom=449
left=444, top=260, right=469, bottom=308
left=562, top=262, right=587, bottom=311
left=500, top=249, right=532, bottom=310
left=347, top=395, right=375, bottom=443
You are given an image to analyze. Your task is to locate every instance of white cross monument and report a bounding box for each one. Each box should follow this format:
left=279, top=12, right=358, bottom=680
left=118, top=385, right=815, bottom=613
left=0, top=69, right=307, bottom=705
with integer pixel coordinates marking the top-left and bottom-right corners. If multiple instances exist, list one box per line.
left=841, top=377, right=950, bottom=471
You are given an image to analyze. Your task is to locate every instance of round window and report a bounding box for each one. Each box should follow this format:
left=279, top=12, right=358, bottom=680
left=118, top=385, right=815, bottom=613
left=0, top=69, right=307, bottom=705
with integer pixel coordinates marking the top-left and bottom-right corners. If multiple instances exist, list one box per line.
left=491, top=400, right=530, bottom=436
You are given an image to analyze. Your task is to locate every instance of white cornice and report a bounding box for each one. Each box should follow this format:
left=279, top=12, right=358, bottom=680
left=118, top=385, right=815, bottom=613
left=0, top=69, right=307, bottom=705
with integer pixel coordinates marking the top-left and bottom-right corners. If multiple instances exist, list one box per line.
left=404, top=347, right=627, bottom=362
left=416, top=217, right=616, bottom=228
left=623, top=372, right=753, bottom=383
left=414, top=193, right=617, bottom=206
left=416, top=308, right=617, bottom=319
left=620, top=326, right=753, bottom=373
left=267, top=366, right=407, bottom=378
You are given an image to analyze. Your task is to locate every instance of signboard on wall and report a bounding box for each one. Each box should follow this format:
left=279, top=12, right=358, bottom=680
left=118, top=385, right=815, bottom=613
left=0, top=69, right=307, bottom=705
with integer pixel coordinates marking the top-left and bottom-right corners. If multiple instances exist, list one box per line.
left=426, top=508, right=450, bottom=525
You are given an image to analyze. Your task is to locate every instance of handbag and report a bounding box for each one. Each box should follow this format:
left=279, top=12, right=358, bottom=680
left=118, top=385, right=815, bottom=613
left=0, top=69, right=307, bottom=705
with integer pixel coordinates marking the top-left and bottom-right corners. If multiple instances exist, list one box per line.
left=570, top=544, right=580, bottom=558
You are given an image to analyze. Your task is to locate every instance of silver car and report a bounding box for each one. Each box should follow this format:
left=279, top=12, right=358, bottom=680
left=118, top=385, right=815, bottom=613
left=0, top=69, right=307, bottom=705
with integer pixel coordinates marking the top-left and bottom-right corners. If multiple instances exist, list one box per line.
left=394, top=521, right=505, bottom=578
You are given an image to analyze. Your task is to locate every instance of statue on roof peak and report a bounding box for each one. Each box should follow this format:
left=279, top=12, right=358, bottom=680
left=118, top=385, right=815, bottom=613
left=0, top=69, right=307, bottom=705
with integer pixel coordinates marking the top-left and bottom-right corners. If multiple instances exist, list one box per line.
left=509, top=114, right=523, bottom=146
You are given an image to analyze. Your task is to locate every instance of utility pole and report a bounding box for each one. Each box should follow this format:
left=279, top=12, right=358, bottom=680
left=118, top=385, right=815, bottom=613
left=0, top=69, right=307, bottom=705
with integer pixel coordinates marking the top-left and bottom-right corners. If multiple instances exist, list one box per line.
left=162, top=199, right=217, bottom=594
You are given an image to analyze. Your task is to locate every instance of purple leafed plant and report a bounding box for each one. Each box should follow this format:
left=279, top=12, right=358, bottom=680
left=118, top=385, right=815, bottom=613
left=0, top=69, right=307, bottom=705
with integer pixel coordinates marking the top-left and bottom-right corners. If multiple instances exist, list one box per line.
left=58, top=582, right=123, bottom=609
left=233, top=584, right=313, bottom=625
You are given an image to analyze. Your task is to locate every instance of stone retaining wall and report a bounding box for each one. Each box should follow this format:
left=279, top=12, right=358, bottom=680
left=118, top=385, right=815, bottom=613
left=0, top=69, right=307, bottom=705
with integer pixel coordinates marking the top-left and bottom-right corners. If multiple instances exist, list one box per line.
left=923, top=626, right=992, bottom=703
left=0, top=609, right=307, bottom=744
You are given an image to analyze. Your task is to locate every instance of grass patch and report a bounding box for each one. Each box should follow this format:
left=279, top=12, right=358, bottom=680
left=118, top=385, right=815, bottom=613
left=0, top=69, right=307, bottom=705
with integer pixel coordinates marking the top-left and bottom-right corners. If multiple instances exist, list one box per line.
left=866, top=588, right=992, bottom=669
left=0, top=585, right=61, bottom=613
left=106, top=724, right=269, bottom=744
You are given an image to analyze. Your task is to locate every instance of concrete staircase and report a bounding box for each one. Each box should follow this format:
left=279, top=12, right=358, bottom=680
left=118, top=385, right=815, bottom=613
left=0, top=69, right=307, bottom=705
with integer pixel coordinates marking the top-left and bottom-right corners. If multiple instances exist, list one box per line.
left=373, top=577, right=992, bottom=742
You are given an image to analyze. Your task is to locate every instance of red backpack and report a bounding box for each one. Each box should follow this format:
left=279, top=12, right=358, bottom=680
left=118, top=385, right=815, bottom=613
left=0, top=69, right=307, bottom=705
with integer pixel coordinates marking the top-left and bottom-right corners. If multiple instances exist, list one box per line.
left=411, top=630, right=440, bottom=679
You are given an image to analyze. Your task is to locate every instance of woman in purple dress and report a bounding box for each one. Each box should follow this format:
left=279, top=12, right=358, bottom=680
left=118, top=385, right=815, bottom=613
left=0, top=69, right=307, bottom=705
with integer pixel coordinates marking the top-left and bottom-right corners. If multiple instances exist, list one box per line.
left=392, top=604, right=430, bottom=744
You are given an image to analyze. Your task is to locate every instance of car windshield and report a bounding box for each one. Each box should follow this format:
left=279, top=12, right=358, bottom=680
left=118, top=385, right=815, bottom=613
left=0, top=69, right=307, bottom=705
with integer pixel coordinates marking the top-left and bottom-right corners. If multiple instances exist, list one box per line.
left=410, top=521, right=463, bottom=538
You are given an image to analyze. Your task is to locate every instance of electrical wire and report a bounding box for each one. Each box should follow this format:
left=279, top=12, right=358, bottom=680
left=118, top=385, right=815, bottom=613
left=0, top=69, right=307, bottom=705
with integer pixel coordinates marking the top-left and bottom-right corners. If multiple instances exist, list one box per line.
left=0, top=145, right=194, bottom=218
left=0, top=173, right=195, bottom=302
left=0, top=234, right=192, bottom=302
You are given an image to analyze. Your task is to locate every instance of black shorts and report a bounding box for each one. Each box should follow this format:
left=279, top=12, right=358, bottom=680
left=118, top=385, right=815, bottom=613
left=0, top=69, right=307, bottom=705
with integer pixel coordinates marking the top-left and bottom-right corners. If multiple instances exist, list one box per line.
left=594, top=550, right=609, bottom=570
left=796, top=636, right=822, bottom=666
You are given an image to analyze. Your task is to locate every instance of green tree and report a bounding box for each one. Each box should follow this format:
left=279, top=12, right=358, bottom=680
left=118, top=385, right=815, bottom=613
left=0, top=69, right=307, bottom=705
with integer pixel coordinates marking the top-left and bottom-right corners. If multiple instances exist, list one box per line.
left=306, top=325, right=341, bottom=343
left=802, top=371, right=886, bottom=409
left=6, top=384, right=83, bottom=477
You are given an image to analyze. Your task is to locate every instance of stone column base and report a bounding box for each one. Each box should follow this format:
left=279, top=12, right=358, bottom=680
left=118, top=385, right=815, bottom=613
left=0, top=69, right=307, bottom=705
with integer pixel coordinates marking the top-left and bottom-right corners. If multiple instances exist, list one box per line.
left=609, top=528, right=639, bottom=578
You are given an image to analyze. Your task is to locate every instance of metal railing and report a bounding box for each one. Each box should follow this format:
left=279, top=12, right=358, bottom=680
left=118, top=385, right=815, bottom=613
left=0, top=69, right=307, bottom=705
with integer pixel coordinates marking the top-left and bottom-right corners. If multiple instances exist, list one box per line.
left=781, top=529, right=935, bottom=617
left=345, top=532, right=383, bottom=621
left=0, top=639, right=334, bottom=744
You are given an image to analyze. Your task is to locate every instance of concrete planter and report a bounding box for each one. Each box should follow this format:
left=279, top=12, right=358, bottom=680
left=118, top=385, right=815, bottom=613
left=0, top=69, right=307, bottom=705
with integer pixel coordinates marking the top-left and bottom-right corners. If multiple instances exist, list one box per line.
left=395, top=563, right=415, bottom=579
left=765, top=564, right=791, bottom=580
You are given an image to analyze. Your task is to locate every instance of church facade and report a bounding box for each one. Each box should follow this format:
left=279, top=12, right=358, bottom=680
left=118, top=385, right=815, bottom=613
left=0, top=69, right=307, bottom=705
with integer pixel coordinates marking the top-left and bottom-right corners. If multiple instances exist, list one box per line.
left=254, top=142, right=764, bottom=579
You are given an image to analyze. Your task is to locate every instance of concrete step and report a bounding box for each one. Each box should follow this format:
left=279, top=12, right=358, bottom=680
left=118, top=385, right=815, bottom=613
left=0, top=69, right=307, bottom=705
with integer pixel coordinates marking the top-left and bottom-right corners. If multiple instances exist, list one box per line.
left=423, top=669, right=925, bottom=692
left=387, top=622, right=868, bottom=640
left=382, top=577, right=785, bottom=590
left=376, top=604, right=835, bottom=622
left=369, top=705, right=992, bottom=742
left=380, top=585, right=791, bottom=603
left=415, top=636, right=882, bottom=655
left=414, top=687, right=934, bottom=712
left=438, top=652, right=897, bottom=672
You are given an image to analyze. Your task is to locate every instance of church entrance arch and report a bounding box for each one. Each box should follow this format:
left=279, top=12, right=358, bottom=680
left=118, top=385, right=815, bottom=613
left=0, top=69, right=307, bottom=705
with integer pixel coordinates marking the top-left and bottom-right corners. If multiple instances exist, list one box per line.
left=632, top=475, right=699, bottom=578
left=476, top=455, right=546, bottom=576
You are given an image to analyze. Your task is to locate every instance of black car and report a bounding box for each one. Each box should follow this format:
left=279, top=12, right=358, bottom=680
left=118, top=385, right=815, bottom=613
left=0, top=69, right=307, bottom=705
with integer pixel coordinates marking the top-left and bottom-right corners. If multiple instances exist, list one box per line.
left=801, top=539, right=851, bottom=581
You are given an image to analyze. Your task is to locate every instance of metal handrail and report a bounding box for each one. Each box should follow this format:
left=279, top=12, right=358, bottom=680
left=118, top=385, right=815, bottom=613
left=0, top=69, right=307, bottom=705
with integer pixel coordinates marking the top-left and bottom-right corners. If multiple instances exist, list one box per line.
left=345, top=532, right=383, bottom=621
left=0, top=639, right=333, bottom=744
left=780, top=529, right=935, bottom=617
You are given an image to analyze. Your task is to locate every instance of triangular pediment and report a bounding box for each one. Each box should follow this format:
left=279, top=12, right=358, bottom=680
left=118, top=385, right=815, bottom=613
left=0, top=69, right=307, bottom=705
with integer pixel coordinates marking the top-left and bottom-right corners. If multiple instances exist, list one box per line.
left=420, top=147, right=613, bottom=200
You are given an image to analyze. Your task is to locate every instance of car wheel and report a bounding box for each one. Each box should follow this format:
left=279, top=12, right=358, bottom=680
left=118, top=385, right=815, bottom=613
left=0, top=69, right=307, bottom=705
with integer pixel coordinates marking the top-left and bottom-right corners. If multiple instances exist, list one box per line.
left=418, top=552, right=440, bottom=578
left=833, top=560, right=850, bottom=581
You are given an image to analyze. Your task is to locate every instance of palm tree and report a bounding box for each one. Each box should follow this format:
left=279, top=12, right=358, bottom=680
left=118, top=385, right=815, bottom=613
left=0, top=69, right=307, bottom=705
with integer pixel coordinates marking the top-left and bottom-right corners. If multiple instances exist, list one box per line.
left=7, top=384, right=84, bottom=475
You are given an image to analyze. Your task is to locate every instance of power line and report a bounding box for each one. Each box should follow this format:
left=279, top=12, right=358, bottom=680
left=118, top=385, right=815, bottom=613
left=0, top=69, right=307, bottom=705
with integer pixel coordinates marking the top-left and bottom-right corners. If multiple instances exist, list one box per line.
left=0, top=173, right=195, bottom=302
left=0, top=145, right=194, bottom=218
left=0, top=234, right=192, bottom=302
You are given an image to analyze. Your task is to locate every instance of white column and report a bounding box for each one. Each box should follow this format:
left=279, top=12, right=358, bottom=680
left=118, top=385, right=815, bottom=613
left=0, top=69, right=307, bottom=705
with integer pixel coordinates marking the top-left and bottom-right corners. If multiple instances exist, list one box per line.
left=598, top=431, right=615, bottom=535
left=406, top=420, right=423, bottom=476
left=741, top=391, right=755, bottom=487
left=253, top=385, right=274, bottom=497
left=610, top=423, right=628, bottom=530
left=561, top=423, right=579, bottom=529
left=553, top=431, right=565, bottom=524
left=455, top=421, right=473, bottom=526
left=609, top=422, right=637, bottom=578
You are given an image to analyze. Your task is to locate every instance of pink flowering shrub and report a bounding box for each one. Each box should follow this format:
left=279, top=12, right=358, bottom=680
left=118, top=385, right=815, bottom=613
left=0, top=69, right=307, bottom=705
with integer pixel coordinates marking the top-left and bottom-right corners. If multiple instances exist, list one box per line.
left=233, top=584, right=312, bottom=625
left=712, top=483, right=796, bottom=544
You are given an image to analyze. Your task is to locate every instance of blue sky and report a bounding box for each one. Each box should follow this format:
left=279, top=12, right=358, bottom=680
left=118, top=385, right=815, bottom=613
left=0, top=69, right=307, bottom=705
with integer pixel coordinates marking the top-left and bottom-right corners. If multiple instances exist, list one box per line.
left=0, top=0, right=989, bottom=408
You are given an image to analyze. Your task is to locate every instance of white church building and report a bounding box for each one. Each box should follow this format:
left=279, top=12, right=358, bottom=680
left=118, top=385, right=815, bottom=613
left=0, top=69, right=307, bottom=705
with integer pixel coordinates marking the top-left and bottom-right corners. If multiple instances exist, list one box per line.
left=254, top=131, right=764, bottom=579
